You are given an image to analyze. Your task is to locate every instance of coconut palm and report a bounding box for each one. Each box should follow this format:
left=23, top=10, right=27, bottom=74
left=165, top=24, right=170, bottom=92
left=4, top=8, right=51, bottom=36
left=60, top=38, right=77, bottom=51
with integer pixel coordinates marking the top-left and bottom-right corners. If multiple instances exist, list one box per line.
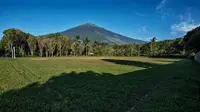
left=150, top=37, right=157, bottom=56
left=83, top=36, right=90, bottom=56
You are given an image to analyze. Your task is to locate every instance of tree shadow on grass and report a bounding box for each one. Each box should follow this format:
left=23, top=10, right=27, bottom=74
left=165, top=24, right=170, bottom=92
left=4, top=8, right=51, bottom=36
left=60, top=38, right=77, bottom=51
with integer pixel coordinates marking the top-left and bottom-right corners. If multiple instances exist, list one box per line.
left=155, top=60, right=180, bottom=63
left=0, top=60, right=199, bottom=112
left=102, top=59, right=162, bottom=68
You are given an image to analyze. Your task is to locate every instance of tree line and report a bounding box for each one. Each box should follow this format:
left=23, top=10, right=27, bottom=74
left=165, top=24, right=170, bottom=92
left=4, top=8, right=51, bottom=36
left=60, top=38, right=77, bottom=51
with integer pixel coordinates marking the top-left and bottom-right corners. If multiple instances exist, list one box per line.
left=0, top=27, right=199, bottom=58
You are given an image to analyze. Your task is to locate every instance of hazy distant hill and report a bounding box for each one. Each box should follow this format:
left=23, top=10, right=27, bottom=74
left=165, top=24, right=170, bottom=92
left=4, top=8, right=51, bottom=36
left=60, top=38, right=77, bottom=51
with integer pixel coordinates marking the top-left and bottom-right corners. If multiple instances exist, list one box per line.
left=59, top=23, right=146, bottom=45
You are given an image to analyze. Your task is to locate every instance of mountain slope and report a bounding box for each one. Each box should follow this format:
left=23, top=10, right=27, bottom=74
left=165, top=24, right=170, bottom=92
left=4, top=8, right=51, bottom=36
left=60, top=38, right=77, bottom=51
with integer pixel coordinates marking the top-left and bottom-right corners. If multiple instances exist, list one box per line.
left=60, top=23, right=146, bottom=45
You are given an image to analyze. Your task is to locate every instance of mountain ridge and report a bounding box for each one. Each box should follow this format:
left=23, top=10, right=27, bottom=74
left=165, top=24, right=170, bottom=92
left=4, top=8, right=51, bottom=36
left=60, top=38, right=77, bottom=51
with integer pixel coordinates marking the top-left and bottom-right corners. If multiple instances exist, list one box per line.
left=57, top=23, right=147, bottom=44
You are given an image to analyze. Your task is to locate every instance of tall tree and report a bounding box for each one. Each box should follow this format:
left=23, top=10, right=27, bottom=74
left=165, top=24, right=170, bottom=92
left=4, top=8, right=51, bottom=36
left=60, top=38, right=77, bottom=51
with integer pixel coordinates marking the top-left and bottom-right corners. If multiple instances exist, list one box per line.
left=44, top=38, right=49, bottom=57
left=62, top=37, right=72, bottom=56
left=46, top=33, right=59, bottom=56
left=2, top=28, right=28, bottom=56
left=27, top=34, right=37, bottom=56
left=54, top=33, right=63, bottom=56
left=136, top=44, right=141, bottom=56
left=56, top=35, right=67, bottom=57
left=37, top=36, right=45, bottom=57
left=2, top=29, right=17, bottom=57
left=92, top=41, right=98, bottom=55
left=49, top=38, right=57, bottom=57
left=57, top=39, right=62, bottom=56
left=150, top=37, right=157, bottom=56
left=74, top=35, right=82, bottom=56
left=83, top=36, right=90, bottom=56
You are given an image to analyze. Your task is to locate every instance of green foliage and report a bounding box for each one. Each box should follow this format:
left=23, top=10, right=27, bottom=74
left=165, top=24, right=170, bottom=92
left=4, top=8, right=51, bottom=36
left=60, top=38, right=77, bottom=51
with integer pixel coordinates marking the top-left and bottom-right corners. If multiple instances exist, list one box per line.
left=48, top=38, right=57, bottom=57
left=76, top=35, right=80, bottom=40
left=37, top=36, right=45, bottom=57
left=62, top=38, right=72, bottom=56
left=27, top=34, right=37, bottom=56
left=184, top=26, right=200, bottom=54
left=19, top=47, right=24, bottom=57
left=150, top=37, right=157, bottom=56
left=72, top=35, right=82, bottom=56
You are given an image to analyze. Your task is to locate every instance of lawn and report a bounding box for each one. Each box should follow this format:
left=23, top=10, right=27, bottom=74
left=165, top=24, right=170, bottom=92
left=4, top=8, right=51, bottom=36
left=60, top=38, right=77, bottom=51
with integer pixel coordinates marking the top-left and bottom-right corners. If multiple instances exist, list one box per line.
left=0, top=57, right=199, bottom=112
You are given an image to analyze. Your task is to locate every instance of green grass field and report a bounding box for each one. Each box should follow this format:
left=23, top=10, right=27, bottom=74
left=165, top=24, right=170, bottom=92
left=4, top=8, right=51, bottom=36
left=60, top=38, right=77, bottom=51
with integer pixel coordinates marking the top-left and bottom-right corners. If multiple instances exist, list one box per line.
left=0, top=57, right=200, bottom=112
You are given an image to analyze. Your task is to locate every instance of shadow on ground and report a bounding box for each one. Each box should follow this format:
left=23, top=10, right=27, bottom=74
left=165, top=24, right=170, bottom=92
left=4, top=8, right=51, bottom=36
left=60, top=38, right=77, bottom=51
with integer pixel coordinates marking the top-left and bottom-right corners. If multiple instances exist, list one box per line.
left=0, top=60, right=199, bottom=112
left=155, top=60, right=180, bottom=63
left=102, top=59, right=162, bottom=68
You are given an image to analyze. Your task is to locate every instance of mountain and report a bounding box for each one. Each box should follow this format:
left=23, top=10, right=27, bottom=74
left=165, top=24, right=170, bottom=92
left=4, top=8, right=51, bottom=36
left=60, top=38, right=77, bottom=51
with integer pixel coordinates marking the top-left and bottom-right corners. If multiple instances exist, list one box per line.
left=59, top=23, right=146, bottom=45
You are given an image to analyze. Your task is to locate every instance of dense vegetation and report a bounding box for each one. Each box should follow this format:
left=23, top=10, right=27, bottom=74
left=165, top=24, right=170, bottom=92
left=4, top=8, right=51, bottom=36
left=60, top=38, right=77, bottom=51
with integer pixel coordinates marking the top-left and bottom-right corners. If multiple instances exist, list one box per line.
left=0, top=28, right=187, bottom=58
left=1, top=26, right=200, bottom=58
left=183, top=26, right=200, bottom=56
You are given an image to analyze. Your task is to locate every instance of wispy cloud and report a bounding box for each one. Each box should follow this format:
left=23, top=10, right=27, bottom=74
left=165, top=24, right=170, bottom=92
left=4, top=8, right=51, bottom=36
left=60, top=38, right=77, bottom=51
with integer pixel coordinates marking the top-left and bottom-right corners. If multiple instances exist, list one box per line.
left=170, top=9, right=200, bottom=36
left=156, top=0, right=167, bottom=10
left=170, top=31, right=178, bottom=36
left=179, top=8, right=192, bottom=21
left=156, top=0, right=171, bottom=20
left=135, top=12, right=145, bottom=17
left=160, top=12, right=170, bottom=20
left=138, top=26, right=147, bottom=33
left=171, top=21, right=200, bottom=32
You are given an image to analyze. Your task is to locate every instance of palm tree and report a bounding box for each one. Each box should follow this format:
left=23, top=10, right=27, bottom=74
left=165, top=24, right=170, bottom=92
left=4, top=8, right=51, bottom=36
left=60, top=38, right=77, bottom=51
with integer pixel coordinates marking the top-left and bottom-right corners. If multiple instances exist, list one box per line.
left=83, top=36, right=90, bottom=56
left=150, top=37, right=157, bottom=56
left=76, top=35, right=80, bottom=40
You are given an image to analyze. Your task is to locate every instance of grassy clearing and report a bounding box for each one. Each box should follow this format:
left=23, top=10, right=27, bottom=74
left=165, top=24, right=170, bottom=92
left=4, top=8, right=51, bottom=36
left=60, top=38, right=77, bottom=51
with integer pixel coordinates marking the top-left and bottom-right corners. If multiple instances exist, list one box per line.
left=0, top=57, right=199, bottom=112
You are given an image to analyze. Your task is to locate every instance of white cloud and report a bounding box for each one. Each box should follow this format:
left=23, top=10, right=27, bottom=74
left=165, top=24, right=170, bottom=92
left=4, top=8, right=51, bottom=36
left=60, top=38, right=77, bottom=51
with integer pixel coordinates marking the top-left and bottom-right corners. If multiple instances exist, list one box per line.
left=135, top=36, right=152, bottom=42
left=170, top=8, right=200, bottom=36
left=156, top=0, right=167, bottom=10
left=138, top=26, right=147, bottom=32
left=171, top=21, right=200, bottom=32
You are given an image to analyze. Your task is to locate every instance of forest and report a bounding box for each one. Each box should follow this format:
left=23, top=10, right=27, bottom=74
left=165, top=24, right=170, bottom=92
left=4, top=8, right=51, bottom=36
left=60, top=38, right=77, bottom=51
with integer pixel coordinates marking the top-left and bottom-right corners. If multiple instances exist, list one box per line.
left=0, top=26, right=199, bottom=58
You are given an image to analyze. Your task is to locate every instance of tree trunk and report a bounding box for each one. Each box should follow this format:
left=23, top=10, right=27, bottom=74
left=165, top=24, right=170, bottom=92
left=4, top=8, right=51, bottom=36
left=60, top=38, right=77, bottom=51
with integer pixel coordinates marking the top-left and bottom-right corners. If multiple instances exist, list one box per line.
left=22, top=50, right=25, bottom=57
left=138, top=48, right=140, bottom=56
left=131, top=47, right=133, bottom=56
left=52, top=52, right=54, bottom=57
left=138, top=46, right=140, bottom=56
left=66, top=51, right=68, bottom=56
left=46, top=51, right=48, bottom=57
left=40, top=49, right=43, bottom=57
left=85, top=46, right=87, bottom=56
left=150, top=42, right=153, bottom=56
left=31, top=50, right=34, bottom=56
left=11, top=44, right=13, bottom=58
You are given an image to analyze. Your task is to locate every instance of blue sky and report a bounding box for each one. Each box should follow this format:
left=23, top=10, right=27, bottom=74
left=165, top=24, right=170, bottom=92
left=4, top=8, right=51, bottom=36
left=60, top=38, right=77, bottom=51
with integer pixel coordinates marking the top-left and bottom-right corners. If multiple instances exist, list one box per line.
left=0, top=0, right=200, bottom=41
